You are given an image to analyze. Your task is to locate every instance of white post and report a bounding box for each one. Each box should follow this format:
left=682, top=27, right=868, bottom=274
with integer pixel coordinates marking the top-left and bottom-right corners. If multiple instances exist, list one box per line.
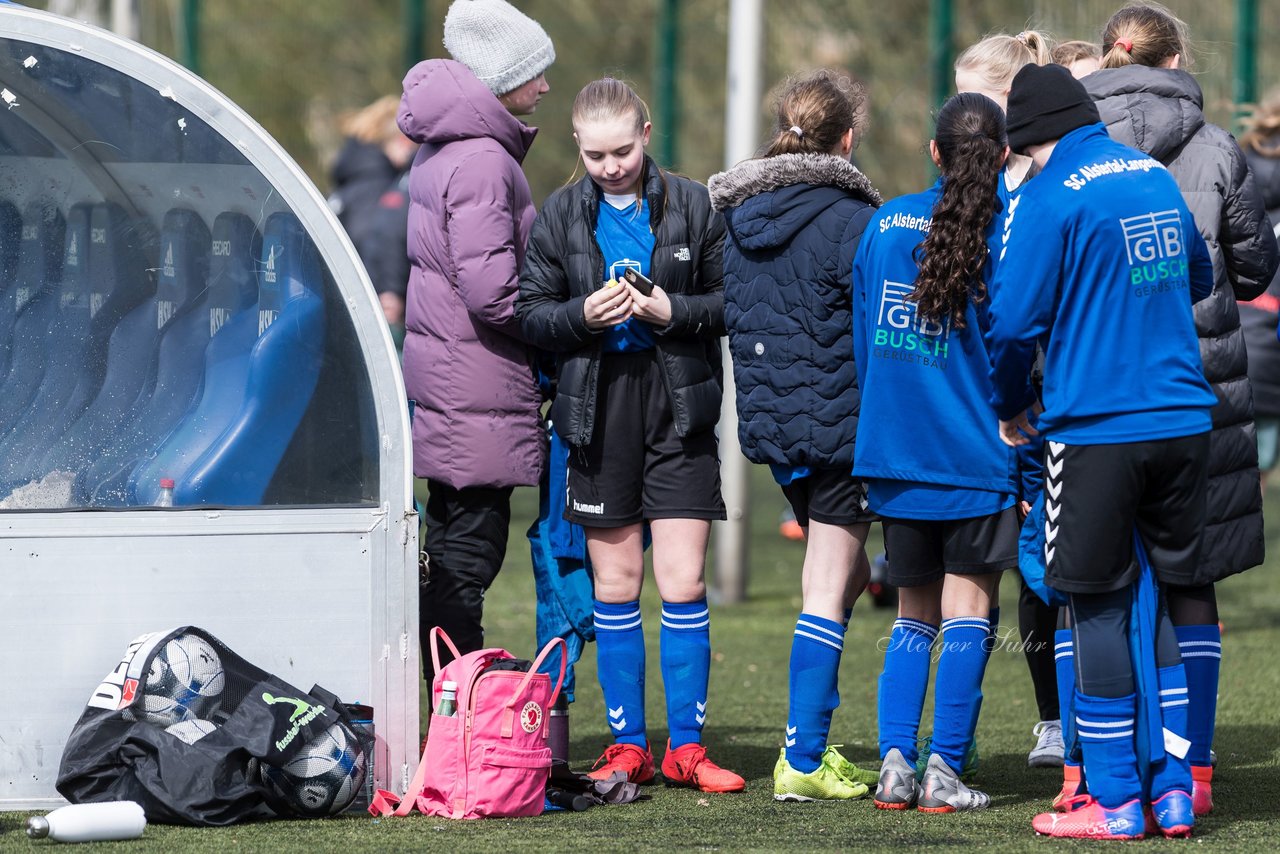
left=714, top=0, right=763, bottom=604
left=110, top=0, right=139, bottom=41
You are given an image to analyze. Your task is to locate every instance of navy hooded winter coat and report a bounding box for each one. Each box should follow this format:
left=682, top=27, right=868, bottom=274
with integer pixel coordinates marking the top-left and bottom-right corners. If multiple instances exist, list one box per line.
left=709, top=153, right=881, bottom=468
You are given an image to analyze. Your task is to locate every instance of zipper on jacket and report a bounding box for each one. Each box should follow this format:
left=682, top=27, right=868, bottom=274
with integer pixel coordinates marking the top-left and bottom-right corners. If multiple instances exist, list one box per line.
left=581, top=234, right=607, bottom=445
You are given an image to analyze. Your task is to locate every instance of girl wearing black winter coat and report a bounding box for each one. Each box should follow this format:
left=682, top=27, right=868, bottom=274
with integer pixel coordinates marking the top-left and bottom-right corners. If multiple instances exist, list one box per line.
left=515, top=79, right=742, bottom=794
left=1083, top=1, right=1280, bottom=818
left=709, top=70, right=883, bottom=802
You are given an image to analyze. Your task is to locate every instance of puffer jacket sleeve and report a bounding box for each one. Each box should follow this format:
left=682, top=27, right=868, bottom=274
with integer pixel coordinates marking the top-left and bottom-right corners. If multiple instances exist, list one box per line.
left=838, top=205, right=877, bottom=296
left=660, top=190, right=726, bottom=339
left=515, top=199, right=596, bottom=353
left=1221, top=140, right=1279, bottom=301
left=444, top=148, right=528, bottom=341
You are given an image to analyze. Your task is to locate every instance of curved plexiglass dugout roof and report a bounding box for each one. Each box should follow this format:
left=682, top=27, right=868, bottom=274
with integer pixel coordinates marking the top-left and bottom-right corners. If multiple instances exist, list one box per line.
left=0, top=6, right=407, bottom=509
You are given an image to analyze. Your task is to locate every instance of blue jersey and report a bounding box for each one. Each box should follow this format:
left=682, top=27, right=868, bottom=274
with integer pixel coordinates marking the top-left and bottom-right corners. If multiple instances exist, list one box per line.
left=595, top=197, right=657, bottom=353
left=852, top=180, right=1016, bottom=519
left=987, top=123, right=1216, bottom=444
left=997, top=161, right=1047, bottom=503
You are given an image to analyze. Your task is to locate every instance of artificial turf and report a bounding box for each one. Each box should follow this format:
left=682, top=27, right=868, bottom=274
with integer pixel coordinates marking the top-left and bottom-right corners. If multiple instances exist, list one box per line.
left=4, top=467, right=1277, bottom=852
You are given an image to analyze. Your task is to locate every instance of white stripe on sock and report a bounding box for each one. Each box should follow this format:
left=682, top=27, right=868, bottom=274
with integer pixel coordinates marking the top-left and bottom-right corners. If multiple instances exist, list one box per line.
left=1180, top=651, right=1222, bottom=659
left=1075, top=717, right=1134, bottom=729
left=1055, top=641, right=1073, bottom=651
left=1159, top=687, right=1188, bottom=696
left=1078, top=729, right=1135, bottom=740
left=1160, top=699, right=1190, bottom=708
left=941, top=618, right=990, bottom=631
left=794, top=629, right=844, bottom=651
left=1179, top=640, right=1222, bottom=649
left=594, top=617, right=643, bottom=631
left=796, top=619, right=845, bottom=642
left=661, top=618, right=709, bottom=630
left=662, top=607, right=709, bottom=620
left=894, top=619, right=939, bottom=638
left=1055, top=652, right=1074, bottom=660
left=594, top=610, right=641, bottom=622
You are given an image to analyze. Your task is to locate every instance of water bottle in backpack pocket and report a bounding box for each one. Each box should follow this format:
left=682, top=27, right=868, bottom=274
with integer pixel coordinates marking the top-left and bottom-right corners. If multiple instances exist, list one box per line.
left=373, top=627, right=565, bottom=820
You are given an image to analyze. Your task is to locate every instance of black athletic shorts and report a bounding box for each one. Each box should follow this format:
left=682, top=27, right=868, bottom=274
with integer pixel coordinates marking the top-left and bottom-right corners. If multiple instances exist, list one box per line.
left=882, top=506, right=1020, bottom=587
left=1041, top=433, right=1209, bottom=594
left=564, top=351, right=725, bottom=527
left=780, top=467, right=879, bottom=527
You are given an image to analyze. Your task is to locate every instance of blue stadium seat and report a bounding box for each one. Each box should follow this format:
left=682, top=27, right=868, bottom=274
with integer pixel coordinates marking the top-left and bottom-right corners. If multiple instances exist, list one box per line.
left=46, top=209, right=211, bottom=482
left=90, top=212, right=258, bottom=505
left=127, top=212, right=292, bottom=505
left=58, top=204, right=159, bottom=431
left=0, top=203, right=153, bottom=489
left=0, top=201, right=68, bottom=438
left=0, top=201, right=74, bottom=446
left=172, top=211, right=325, bottom=505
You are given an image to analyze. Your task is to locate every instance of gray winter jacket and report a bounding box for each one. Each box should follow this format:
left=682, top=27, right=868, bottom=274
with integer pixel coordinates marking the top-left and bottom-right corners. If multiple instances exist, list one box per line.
left=1086, top=66, right=1279, bottom=581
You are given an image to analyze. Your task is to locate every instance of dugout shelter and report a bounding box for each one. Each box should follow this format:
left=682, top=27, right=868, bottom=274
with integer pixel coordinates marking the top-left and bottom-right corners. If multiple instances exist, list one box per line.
left=0, top=5, right=417, bottom=808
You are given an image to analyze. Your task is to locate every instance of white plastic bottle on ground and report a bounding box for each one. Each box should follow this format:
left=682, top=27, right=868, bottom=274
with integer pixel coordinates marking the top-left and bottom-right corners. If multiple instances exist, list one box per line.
left=26, top=801, right=147, bottom=842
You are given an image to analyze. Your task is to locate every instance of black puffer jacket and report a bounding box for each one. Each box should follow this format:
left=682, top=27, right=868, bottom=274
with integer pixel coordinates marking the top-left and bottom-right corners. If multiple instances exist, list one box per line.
left=1086, top=66, right=1280, bottom=580
left=1241, top=139, right=1280, bottom=417
left=709, top=153, right=881, bottom=468
left=515, top=158, right=725, bottom=446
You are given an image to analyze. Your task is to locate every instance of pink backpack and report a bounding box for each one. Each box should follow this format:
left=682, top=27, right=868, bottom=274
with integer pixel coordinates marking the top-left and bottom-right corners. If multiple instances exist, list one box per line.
left=372, top=628, right=565, bottom=820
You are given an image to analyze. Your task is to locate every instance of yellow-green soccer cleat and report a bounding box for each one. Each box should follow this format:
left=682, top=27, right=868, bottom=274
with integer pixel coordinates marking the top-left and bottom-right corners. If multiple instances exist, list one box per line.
left=822, top=745, right=881, bottom=787
left=774, top=749, right=870, bottom=802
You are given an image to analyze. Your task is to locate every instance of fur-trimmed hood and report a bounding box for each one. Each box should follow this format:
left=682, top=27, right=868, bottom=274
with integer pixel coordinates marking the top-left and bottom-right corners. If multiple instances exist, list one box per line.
left=708, top=153, right=882, bottom=211
left=709, top=153, right=881, bottom=252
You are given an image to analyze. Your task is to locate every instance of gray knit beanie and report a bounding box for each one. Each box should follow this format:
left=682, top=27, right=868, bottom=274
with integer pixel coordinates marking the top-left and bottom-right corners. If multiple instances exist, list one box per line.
left=443, top=0, right=555, bottom=96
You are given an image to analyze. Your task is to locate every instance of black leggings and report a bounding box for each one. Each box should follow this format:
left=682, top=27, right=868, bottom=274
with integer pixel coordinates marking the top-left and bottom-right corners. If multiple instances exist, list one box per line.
left=1166, top=582, right=1218, bottom=625
left=419, top=480, right=514, bottom=683
left=1069, top=587, right=1180, bottom=698
left=1018, top=574, right=1060, bottom=721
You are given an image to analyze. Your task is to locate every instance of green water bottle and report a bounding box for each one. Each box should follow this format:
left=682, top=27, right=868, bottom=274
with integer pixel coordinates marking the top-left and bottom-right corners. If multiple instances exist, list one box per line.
left=435, top=681, right=458, bottom=717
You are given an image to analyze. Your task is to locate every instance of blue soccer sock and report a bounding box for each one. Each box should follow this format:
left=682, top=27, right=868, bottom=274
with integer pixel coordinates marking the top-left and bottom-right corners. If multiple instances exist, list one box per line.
left=785, top=613, right=845, bottom=773
left=1055, top=628, right=1080, bottom=768
left=593, top=599, right=647, bottom=747
left=878, top=618, right=938, bottom=764
left=930, top=616, right=991, bottom=774
left=660, top=599, right=711, bottom=749
left=1149, top=664, right=1193, bottom=798
left=1075, top=690, right=1141, bottom=808
left=1175, top=623, right=1220, bottom=767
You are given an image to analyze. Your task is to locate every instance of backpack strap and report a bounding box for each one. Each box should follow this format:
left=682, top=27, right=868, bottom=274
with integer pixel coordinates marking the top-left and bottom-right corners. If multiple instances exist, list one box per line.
left=364, top=734, right=432, bottom=817
left=500, top=637, right=567, bottom=738
left=429, top=625, right=463, bottom=679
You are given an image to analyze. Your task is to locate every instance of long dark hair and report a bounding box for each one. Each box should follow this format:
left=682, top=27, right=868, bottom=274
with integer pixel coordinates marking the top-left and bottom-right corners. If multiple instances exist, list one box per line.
left=910, top=92, right=1006, bottom=329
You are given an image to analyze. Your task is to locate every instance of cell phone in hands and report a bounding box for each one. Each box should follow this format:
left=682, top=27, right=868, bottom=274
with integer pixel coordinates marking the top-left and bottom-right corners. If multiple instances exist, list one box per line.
left=622, top=267, right=654, bottom=297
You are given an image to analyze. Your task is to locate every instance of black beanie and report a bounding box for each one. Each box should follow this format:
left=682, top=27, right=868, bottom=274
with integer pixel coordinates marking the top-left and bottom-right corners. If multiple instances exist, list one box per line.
left=1005, top=63, right=1101, bottom=154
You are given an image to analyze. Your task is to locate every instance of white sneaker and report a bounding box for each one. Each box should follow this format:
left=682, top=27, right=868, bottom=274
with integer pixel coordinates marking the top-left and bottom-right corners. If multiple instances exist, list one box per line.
left=1028, top=720, right=1064, bottom=768
left=917, top=753, right=990, bottom=812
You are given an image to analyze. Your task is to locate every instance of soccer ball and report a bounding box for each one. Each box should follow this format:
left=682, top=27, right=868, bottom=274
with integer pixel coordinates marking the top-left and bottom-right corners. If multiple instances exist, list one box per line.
left=138, top=633, right=226, bottom=726
left=165, top=718, right=217, bottom=744
left=260, top=723, right=367, bottom=816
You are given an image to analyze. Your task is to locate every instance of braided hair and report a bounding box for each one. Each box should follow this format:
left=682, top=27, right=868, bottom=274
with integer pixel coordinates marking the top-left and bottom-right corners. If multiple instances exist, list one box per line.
left=909, top=93, right=1007, bottom=329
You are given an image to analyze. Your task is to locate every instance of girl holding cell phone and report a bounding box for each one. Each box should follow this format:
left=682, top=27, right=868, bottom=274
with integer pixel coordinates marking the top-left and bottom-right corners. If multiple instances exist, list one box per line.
left=516, top=78, right=742, bottom=793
